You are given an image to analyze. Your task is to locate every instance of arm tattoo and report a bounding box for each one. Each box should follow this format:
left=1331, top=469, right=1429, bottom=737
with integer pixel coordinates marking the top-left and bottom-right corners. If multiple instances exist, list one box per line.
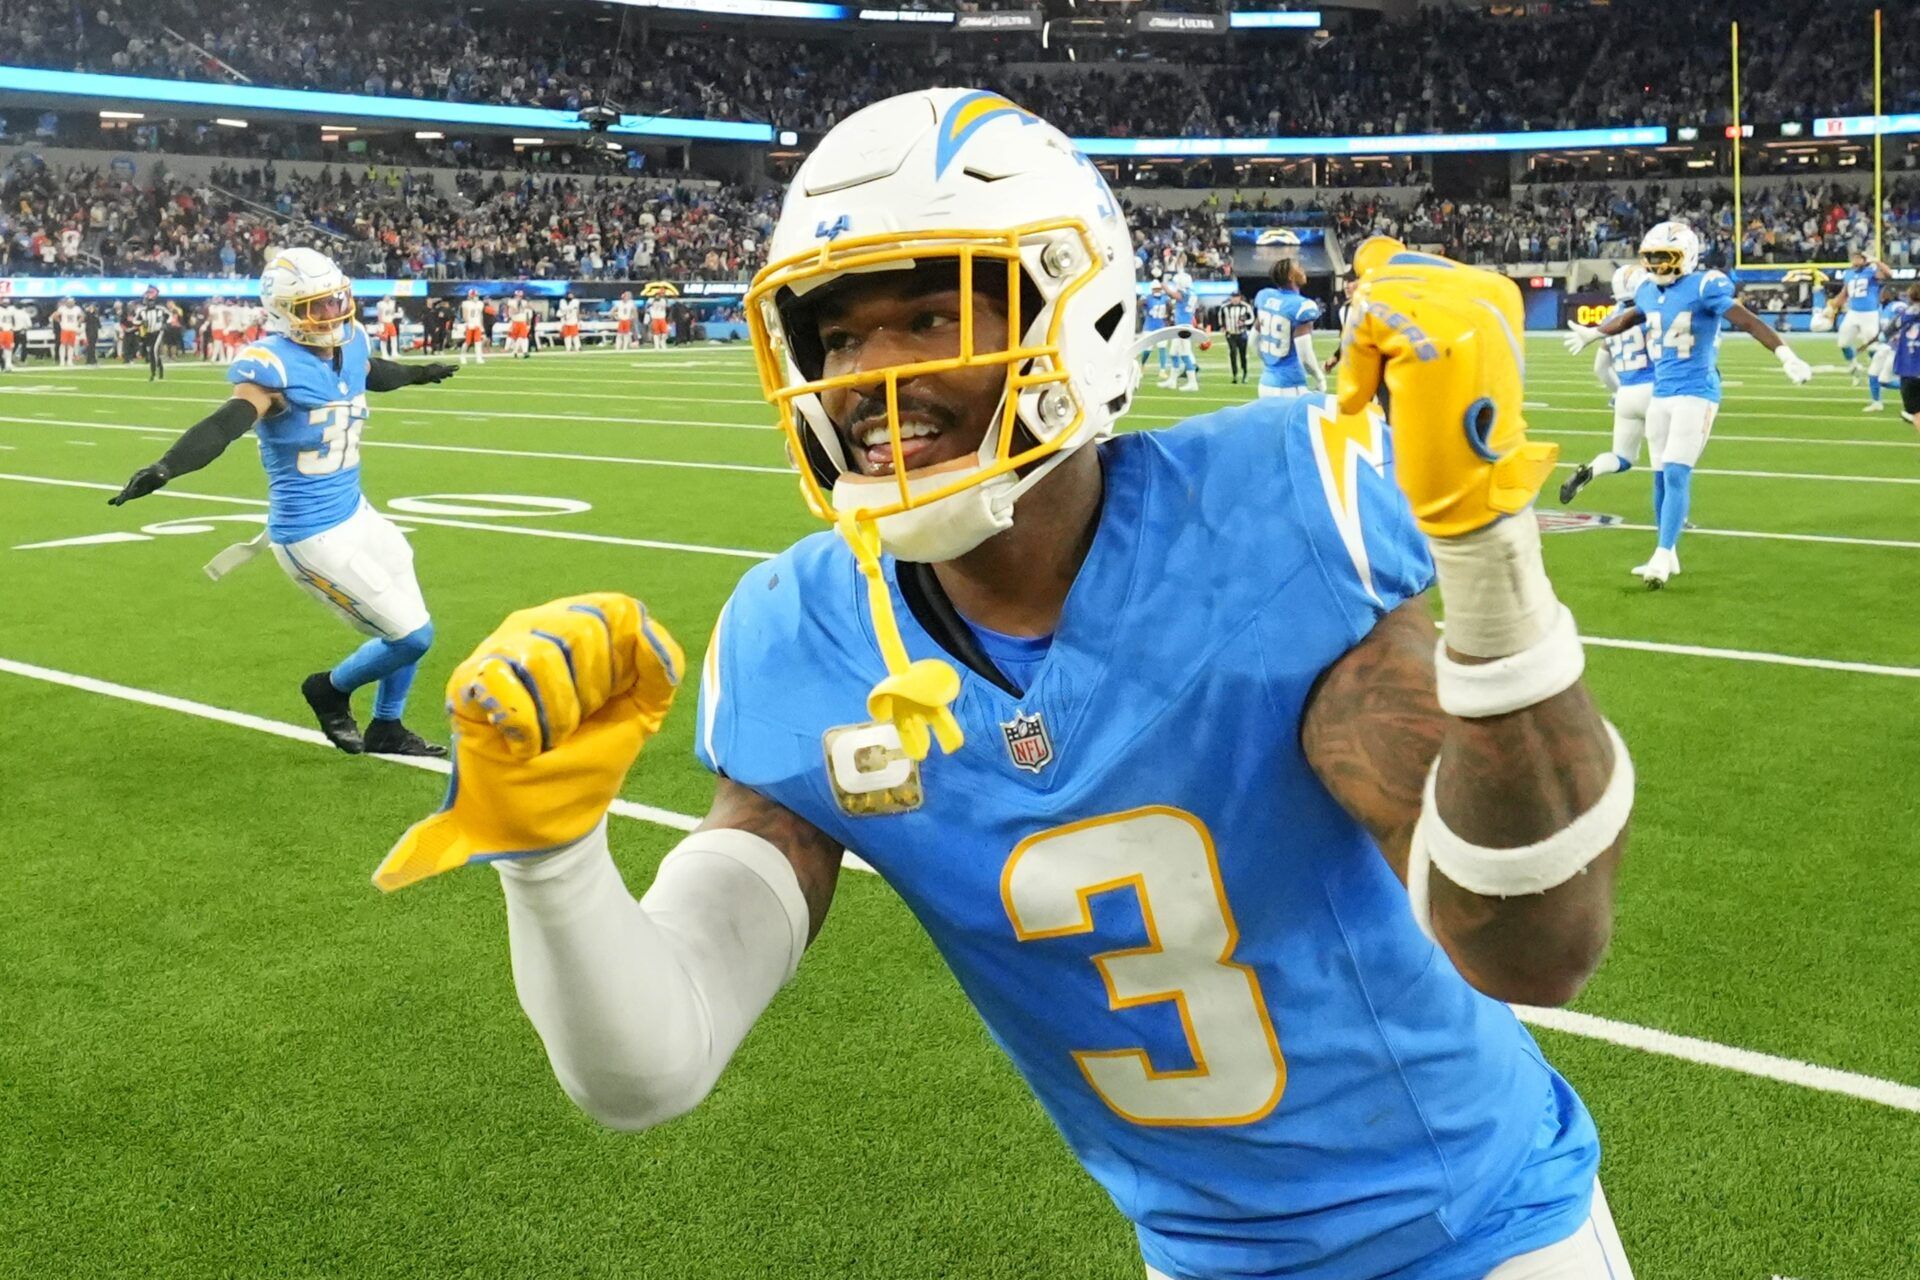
left=1302, top=597, right=1625, bottom=1004
left=699, top=776, right=842, bottom=945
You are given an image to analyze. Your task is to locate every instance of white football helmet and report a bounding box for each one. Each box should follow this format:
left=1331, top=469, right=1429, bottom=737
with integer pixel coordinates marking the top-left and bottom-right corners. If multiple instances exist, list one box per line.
left=1610, top=263, right=1646, bottom=305
left=1638, top=222, right=1700, bottom=285
left=261, top=246, right=353, bottom=347
left=746, top=87, right=1139, bottom=564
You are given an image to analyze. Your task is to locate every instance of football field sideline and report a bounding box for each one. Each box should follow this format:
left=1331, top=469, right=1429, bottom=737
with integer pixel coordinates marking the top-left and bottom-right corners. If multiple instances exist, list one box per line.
left=5, top=650, right=1918, bottom=1118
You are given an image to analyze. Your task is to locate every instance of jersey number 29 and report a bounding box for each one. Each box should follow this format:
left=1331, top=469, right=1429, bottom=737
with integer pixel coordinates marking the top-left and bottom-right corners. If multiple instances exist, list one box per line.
left=1255, top=310, right=1293, bottom=361
left=1002, top=806, right=1286, bottom=1127
left=297, top=396, right=369, bottom=475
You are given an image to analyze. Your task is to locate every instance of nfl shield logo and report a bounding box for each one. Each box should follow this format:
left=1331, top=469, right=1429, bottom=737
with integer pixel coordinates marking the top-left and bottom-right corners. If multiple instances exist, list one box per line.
left=1001, top=711, right=1053, bottom=773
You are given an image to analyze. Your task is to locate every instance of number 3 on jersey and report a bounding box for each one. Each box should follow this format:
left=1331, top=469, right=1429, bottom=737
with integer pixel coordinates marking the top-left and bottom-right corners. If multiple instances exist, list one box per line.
left=1255, top=309, right=1293, bottom=362
left=297, top=395, right=368, bottom=475
left=1001, top=807, right=1286, bottom=1127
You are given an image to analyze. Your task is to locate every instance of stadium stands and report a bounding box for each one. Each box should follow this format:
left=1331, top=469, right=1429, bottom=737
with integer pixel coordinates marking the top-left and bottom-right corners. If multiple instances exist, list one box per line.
left=3, top=0, right=1914, bottom=136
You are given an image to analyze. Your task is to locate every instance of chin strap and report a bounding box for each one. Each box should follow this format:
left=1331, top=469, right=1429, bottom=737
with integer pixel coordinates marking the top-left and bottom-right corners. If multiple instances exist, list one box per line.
left=836, top=512, right=966, bottom=762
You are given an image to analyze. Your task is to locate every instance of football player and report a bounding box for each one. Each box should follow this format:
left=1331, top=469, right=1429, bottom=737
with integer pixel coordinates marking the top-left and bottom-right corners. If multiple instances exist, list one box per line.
left=646, top=294, right=670, bottom=351
left=381, top=90, right=1638, bottom=1280
left=459, top=289, right=487, bottom=364
left=1251, top=258, right=1326, bottom=398
left=55, top=294, right=84, bottom=367
left=1560, top=264, right=1654, bottom=505
left=1567, top=222, right=1812, bottom=587
left=1836, top=250, right=1891, bottom=383
left=1165, top=270, right=1200, bottom=391
left=558, top=293, right=582, bottom=352
left=1140, top=278, right=1171, bottom=380
left=506, top=290, right=532, bottom=359
left=1862, top=284, right=1907, bottom=413
left=105, top=249, right=458, bottom=757
left=375, top=295, right=401, bottom=360
left=1895, top=285, right=1920, bottom=429
left=611, top=291, right=637, bottom=350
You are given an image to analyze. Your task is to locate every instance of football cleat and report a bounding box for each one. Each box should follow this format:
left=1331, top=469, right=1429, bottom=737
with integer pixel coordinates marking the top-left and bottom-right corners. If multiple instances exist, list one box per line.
left=363, top=718, right=448, bottom=758
left=1558, top=462, right=1595, bottom=505
left=1863, top=401, right=1886, bottom=413
left=302, top=670, right=364, bottom=754
left=1632, top=548, right=1675, bottom=589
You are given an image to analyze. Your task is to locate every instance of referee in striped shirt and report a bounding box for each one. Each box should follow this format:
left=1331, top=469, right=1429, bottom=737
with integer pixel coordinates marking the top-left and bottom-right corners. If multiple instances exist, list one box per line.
left=134, top=288, right=173, bottom=381
left=1218, top=290, right=1254, bottom=384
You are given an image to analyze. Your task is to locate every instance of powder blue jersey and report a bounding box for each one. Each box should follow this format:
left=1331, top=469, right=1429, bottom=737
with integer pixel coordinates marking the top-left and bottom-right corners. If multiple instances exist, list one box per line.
left=1252, top=287, right=1323, bottom=389
left=696, top=396, right=1599, bottom=1280
left=229, top=324, right=372, bottom=544
left=1172, top=288, right=1196, bottom=327
left=1605, top=303, right=1655, bottom=389
left=1842, top=263, right=1882, bottom=313
left=1635, top=271, right=1737, bottom=402
left=1144, top=291, right=1172, bottom=331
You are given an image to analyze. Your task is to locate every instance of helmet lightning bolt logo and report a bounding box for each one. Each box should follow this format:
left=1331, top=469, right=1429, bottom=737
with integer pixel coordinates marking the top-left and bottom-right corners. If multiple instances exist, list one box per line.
left=934, top=91, right=1038, bottom=179
left=1306, top=402, right=1389, bottom=605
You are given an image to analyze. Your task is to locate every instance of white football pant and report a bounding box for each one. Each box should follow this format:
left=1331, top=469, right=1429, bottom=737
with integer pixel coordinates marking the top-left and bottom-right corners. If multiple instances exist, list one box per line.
left=1145, top=1182, right=1632, bottom=1280
left=1645, top=394, right=1716, bottom=470
left=1257, top=383, right=1312, bottom=399
left=1868, top=341, right=1896, bottom=383
left=270, top=501, right=429, bottom=641
left=1837, top=310, right=1878, bottom=354
left=1592, top=344, right=1618, bottom=393
left=1611, top=382, right=1653, bottom=462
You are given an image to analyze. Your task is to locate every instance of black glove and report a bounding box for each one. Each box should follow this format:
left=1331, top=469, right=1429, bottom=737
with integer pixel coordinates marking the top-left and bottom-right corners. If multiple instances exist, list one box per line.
left=108, top=461, right=172, bottom=506
left=417, top=362, right=458, bottom=384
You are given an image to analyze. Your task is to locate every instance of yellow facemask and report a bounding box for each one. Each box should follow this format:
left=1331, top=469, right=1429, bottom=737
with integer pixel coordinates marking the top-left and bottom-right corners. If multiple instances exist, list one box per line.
left=744, top=219, right=1104, bottom=763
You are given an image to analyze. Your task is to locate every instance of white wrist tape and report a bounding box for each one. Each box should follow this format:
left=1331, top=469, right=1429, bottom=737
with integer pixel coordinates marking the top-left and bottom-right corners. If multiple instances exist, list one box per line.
left=1427, top=515, right=1561, bottom=659
left=1435, top=603, right=1585, bottom=718
left=1410, top=720, right=1632, bottom=908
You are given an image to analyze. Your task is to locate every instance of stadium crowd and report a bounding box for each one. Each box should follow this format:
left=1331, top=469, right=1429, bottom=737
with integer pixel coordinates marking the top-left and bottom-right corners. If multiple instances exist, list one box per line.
left=12, top=146, right=1920, bottom=284
left=5, top=0, right=1916, bottom=137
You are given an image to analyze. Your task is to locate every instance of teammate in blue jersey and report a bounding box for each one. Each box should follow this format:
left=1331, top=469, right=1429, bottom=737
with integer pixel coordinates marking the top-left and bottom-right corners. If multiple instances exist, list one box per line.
left=1252, top=258, right=1327, bottom=399
left=108, top=248, right=458, bottom=756
left=1836, top=250, right=1892, bottom=382
left=1561, top=264, right=1654, bottom=505
left=1162, top=271, right=1201, bottom=391
left=1862, top=286, right=1908, bottom=413
left=1141, top=278, right=1172, bottom=379
left=1567, top=222, right=1812, bottom=586
left=385, top=92, right=1640, bottom=1280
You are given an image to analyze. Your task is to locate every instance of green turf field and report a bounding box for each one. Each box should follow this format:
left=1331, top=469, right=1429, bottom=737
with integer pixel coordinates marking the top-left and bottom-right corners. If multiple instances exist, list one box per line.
left=2, top=336, right=1916, bottom=1280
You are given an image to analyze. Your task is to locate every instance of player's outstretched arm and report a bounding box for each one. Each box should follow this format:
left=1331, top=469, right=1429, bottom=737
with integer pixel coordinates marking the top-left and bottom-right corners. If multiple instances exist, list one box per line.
left=366, top=356, right=456, bottom=391
left=106, top=383, right=270, bottom=505
left=1724, top=303, right=1812, bottom=382
left=1303, top=602, right=1620, bottom=1007
left=1564, top=307, right=1639, bottom=354
left=374, top=594, right=840, bottom=1131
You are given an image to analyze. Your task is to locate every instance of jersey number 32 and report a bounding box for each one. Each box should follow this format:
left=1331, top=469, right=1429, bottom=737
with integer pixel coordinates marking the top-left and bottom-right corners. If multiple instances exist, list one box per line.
left=297, top=396, right=369, bottom=475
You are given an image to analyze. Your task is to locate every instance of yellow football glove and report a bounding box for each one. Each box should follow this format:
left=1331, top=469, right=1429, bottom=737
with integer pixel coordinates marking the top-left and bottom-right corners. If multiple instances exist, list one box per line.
left=373, top=593, right=684, bottom=893
left=1336, top=237, right=1558, bottom=538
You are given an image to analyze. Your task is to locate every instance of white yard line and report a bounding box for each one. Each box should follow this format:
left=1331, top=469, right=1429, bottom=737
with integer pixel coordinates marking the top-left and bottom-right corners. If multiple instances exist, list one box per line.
left=1552, top=462, right=1919, bottom=486
left=0, top=472, right=776, bottom=560
left=1606, top=522, right=1920, bottom=551
left=0, top=393, right=781, bottom=431
left=0, top=651, right=1909, bottom=1113
left=0, top=415, right=788, bottom=476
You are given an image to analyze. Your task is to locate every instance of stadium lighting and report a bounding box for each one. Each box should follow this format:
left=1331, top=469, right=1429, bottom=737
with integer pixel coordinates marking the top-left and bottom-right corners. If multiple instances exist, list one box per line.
left=598, top=0, right=849, bottom=19
left=513, top=137, right=544, bottom=145
left=415, top=130, right=444, bottom=139
left=214, top=117, right=248, bottom=128
left=322, top=124, right=358, bottom=132
left=778, top=130, right=798, bottom=146
left=98, top=110, right=144, bottom=119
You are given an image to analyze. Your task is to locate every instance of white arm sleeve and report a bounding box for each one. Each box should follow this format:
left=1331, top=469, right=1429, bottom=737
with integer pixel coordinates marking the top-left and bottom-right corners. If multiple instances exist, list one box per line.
left=1296, top=328, right=1323, bottom=384
left=496, top=819, right=811, bottom=1131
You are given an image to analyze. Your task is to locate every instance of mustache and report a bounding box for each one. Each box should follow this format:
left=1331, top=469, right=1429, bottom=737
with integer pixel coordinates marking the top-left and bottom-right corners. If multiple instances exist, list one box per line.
left=839, top=389, right=959, bottom=437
